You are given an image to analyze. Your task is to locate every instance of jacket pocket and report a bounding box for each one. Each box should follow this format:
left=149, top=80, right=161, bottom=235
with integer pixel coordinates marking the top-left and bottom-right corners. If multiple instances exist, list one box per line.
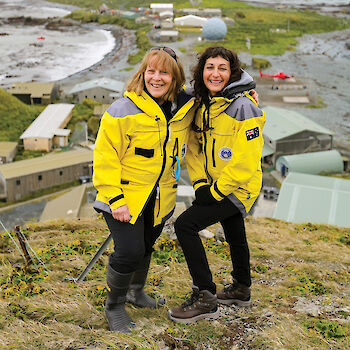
left=135, top=147, right=154, bottom=158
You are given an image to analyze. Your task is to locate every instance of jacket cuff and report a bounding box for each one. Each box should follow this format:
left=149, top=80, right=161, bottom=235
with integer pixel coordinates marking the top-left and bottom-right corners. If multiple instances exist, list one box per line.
left=210, top=182, right=226, bottom=201
left=193, top=178, right=208, bottom=191
left=109, top=194, right=127, bottom=211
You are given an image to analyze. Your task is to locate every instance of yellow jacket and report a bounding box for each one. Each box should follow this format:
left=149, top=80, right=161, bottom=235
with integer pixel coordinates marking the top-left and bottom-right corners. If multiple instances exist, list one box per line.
left=186, top=89, right=266, bottom=217
left=93, top=90, right=195, bottom=225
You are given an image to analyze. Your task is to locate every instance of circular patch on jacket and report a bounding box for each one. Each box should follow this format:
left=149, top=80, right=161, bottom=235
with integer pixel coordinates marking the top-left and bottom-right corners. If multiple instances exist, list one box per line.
left=218, top=147, right=232, bottom=160
left=181, top=143, right=187, bottom=158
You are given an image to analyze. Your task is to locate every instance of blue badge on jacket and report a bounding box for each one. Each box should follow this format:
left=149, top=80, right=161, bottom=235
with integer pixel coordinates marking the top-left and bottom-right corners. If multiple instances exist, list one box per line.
left=246, top=127, right=259, bottom=141
left=219, top=147, right=232, bottom=160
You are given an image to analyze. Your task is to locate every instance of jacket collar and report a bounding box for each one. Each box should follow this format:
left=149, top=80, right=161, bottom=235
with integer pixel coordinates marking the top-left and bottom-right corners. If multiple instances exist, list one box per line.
left=125, top=90, right=164, bottom=119
left=125, top=89, right=195, bottom=122
left=199, top=70, right=256, bottom=119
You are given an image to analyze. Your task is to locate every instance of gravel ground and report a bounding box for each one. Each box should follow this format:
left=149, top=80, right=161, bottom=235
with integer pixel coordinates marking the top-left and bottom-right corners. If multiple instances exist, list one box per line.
left=252, top=29, right=350, bottom=141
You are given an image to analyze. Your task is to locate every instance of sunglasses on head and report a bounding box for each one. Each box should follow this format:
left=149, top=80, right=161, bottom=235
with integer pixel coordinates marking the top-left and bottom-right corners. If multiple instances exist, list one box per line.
left=150, top=46, right=177, bottom=62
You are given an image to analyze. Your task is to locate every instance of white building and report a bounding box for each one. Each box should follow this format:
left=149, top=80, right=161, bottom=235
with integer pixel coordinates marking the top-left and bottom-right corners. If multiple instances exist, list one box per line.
left=68, top=78, right=124, bottom=104
left=20, top=104, right=74, bottom=151
left=174, top=15, right=207, bottom=27
left=150, top=3, right=173, bottom=14
left=159, top=10, right=173, bottom=19
left=156, top=30, right=179, bottom=42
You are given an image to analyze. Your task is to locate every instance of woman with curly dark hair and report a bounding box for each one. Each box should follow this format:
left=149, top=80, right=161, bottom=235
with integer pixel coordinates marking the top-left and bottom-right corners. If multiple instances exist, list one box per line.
left=168, top=46, right=266, bottom=324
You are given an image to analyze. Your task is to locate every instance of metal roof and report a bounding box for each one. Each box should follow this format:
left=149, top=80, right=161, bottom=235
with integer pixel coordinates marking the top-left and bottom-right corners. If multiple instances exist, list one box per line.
left=20, top=104, right=74, bottom=139
left=68, top=78, right=124, bottom=95
left=276, top=150, right=343, bottom=175
left=274, top=172, right=350, bottom=227
left=174, top=15, right=207, bottom=26
left=40, top=184, right=86, bottom=222
left=0, top=142, right=17, bottom=157
left=262, top=144, right=274, bottom=158
left=8, top=82, right=55, bottom=97
left=0, top=148, right=93, bottom=179
left=150, top=3, right=173, bottom=9
left=263, top=106, right=334, bottom=141
left=54, top=129, right=71, bottom=137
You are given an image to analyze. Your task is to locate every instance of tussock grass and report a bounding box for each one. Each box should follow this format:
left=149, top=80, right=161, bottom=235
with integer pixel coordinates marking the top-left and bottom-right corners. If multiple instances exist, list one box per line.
left=0, top=217, right=349, bottom=349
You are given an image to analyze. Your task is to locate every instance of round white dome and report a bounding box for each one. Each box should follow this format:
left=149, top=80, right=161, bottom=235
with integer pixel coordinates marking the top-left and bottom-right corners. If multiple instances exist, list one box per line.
left=202, top=17, right=227, bottom=41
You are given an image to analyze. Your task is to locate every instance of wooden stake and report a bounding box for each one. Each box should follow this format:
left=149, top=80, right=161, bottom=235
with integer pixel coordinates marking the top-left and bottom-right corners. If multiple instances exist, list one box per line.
left=15, top=226, right=33, bottom=266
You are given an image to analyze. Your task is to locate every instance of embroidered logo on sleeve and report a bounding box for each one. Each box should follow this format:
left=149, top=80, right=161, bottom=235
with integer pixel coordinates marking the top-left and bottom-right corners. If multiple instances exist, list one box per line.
left=246, top=127, right=259, bottom=141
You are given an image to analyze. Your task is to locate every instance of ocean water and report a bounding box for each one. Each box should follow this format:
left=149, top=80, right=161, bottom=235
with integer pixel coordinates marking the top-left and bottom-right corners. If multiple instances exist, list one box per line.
left=0, top=0, right=116, bottom=86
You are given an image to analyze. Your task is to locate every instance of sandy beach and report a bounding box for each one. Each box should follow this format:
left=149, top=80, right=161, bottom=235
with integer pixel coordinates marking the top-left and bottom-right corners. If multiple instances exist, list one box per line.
left=0, top=0, right=117, bottom=88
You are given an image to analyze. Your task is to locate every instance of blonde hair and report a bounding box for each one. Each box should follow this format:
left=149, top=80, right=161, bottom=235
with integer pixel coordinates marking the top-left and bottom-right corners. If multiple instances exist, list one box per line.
left=126, top=50, right=185, bottom=102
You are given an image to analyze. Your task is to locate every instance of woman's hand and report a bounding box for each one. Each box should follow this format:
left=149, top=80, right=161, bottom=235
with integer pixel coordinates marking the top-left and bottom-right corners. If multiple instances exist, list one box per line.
left=112, top=204, right=131, bottom=222
left=249, top=90, right=259, bottom=105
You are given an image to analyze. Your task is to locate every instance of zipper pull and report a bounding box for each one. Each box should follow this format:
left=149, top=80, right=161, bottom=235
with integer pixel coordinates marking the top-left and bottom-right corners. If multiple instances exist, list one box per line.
left=155, top=116, right=163, bottom=156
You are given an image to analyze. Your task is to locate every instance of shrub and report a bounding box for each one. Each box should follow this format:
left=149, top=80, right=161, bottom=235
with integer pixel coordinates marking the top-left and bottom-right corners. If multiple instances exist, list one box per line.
left=252, top=57, right=271, bottom=69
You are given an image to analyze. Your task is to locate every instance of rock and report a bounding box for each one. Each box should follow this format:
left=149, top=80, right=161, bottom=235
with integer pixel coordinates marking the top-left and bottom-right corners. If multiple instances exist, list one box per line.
left=199, top=229, right=214, bottom=239
left=215, top=225, right=225, bottom=242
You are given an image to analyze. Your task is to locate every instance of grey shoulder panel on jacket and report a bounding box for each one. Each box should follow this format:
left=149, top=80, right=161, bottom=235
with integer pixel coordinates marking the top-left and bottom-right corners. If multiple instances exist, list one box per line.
left=106, top=97, right=143, bottom=118
left=225, top=96, right=263, bottom=121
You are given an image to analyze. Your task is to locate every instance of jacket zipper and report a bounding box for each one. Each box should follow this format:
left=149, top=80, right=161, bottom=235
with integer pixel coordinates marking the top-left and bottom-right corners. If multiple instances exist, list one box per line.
left=155, top=119, right=170, bottom=218
left=212, top=138, right=216, bottom=167
left=155, top=117, right=163, bottom=156
left=139, top=117, right=169, bottom=218
left=201, top=105, right=212, bottom=184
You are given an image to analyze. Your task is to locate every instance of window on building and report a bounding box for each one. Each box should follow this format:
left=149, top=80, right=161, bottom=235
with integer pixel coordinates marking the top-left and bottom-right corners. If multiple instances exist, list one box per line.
left=38, top=175, right=42, bottom=181
left=59, top=170, right=63, bottom=176
left=102, top=95, right=105, bottom=99
left=16, top=179, right=21, bottom=185
left=94, top=95, right=96, bottom=99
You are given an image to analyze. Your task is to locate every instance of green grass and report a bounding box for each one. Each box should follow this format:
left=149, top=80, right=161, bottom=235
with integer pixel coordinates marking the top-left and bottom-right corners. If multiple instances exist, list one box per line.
left=67, top=98, right=100, bottom=136
left=195, top=7, right=350, bottom=55
left=50, top=0, right=350, bottom=60
left=305, top=98, right=328, bottom=109
left=0, top=217, right=349, bottom=349
left=0, top=89, right=43, bottom=142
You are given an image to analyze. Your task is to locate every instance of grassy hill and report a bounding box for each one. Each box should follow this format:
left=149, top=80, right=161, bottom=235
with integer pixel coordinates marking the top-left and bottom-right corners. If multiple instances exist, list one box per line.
left=0, top=89, right=43, bottom=142
left=0, top=217, right=349, bottom=349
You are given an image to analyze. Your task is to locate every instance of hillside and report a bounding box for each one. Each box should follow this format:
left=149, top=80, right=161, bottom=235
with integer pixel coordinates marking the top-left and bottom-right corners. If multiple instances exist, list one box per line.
left=0, top=89, right=43, bottom=142
left=0, top=216, right=349, bottom=349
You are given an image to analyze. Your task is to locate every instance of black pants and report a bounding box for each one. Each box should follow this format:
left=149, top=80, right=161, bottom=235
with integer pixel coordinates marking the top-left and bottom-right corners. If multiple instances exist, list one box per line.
left=103, top=192, right=164, bottom=274
left=175, top=198, right=251, bottom=295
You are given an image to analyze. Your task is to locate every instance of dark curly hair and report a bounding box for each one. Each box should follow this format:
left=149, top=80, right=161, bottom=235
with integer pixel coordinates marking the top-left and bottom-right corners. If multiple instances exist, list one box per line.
left=192, top=46, right=241, bottom=106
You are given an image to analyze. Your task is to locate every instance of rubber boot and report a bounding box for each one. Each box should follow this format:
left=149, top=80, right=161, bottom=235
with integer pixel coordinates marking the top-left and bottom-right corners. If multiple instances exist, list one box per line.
left=126, top=255, right=165, bottom=308
left=105, top=265, right=134, bottom=333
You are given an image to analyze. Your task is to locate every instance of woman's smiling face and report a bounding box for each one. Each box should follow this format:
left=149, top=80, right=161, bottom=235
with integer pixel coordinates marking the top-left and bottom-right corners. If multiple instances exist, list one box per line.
left=144, top=56, right=173, bottom=103
left=203, top=56, right=231, bottom=96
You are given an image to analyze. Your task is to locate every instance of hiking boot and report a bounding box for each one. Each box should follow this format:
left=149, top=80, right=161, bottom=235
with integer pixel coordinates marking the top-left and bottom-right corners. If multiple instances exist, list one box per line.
left=105, top=265, right=135, bottom=333
left=126, top=255, right=165, bottom=308
left=168, top=288, right=219, bottom=324
left=217, top=279, right=251, bottom=306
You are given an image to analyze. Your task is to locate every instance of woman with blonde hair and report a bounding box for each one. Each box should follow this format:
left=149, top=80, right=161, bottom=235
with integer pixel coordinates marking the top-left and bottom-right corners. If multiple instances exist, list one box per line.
left=93, top=47, right=195, bottom=333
